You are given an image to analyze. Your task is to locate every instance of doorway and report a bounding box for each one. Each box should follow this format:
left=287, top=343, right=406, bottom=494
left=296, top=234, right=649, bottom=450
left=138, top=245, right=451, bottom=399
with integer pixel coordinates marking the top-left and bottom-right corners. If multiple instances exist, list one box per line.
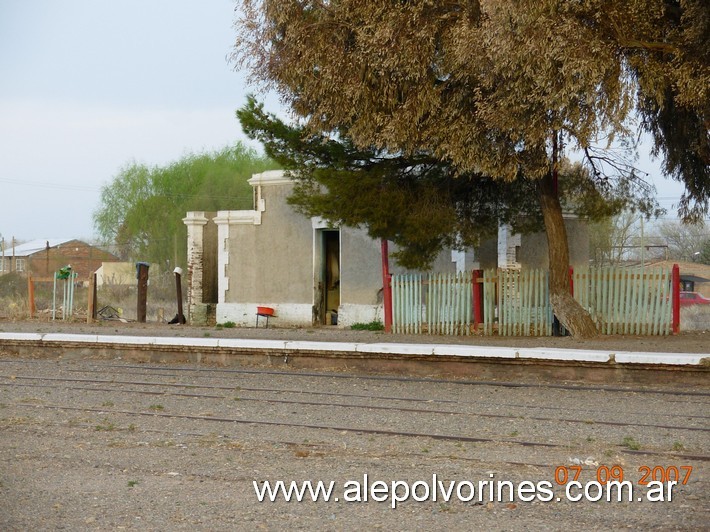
left=319, top=230, right=340, bottom=325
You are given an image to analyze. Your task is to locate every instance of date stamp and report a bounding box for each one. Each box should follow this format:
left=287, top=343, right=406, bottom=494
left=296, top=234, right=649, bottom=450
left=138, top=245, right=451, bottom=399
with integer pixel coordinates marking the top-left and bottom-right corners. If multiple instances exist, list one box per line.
left=554, top=465, right=693, bottom=486
left=551, top=465, right=693, bottom=502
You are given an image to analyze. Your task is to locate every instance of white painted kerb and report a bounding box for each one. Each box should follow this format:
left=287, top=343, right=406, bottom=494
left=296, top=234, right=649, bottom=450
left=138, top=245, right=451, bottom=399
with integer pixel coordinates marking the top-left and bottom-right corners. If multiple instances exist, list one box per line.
left=0, top=333, right=705, bottom=366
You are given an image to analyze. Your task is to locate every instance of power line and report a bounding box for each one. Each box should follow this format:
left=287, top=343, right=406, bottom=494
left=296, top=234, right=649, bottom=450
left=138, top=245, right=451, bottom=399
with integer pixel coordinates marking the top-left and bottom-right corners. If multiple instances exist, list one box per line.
left=0, top=178, right=99, bottom=192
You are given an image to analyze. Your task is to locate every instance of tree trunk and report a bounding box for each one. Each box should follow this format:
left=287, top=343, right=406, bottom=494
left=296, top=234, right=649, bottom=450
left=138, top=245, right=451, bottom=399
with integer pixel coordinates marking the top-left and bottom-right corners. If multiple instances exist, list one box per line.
left=537, top=171, right=598, bottom=338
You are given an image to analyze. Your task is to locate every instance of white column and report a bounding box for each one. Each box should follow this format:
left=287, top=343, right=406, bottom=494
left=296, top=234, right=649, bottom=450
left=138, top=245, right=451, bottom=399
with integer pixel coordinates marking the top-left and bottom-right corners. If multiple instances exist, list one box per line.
left=183, top=212, right=209, bottom=318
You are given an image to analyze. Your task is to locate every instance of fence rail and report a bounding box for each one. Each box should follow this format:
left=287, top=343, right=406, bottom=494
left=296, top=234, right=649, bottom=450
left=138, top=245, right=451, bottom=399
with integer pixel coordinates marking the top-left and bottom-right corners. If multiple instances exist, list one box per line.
left=426, top=272, right=472, bottom=335
left=484, top=269, right=552, bottom=336
left=391, top=274, right=423, bottom=335
left=572, top=267, right=672, bottom=336
left=391, top=265, right=675, bottom=337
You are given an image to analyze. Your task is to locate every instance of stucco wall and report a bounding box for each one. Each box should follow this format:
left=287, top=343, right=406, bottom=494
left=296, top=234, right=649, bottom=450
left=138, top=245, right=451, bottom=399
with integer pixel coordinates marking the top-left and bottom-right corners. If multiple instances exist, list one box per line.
left=519, top=218, right=589, bottom=268
left=95, top=262, right=135, bottom=286
left=223, top=183, right=313, bottom=305
left=475, top=219, right=589, bottom=270
left=340, top=228, right=382, bottom=306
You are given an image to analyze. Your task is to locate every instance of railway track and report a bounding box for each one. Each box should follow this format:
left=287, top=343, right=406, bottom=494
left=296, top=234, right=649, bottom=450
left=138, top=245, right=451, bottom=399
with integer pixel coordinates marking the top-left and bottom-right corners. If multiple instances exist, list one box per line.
left=2, top=376, right=709, bottom=434
left=2, top=355, right=708, bottom=530
left=2, top=357, right=707, bottom=456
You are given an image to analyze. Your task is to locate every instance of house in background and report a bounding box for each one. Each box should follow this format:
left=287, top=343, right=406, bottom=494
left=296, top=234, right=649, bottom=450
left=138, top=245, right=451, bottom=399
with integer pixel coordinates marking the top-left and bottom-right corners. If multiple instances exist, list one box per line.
left=95, top=261, right=161, bottom=287
left=0, top=239, right=119, bottom=280
left=653, top=260, right=710, bottom=298
left=184, top=170, right=589, bottom=327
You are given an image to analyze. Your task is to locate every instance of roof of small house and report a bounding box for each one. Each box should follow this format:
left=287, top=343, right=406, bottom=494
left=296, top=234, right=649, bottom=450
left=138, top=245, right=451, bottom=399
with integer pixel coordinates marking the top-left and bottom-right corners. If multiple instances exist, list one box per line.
left=1, top=239, right=76, bottom=257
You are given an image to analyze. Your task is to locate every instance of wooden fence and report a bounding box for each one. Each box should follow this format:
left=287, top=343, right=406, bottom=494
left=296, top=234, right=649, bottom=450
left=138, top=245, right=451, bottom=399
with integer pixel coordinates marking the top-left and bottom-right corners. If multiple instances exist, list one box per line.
left=391, top=265, right=675, bottom=337
left=391, top=272, right=472, bottom=335
left=571, top=266, right=672, bottom=336
left=482, top=269, right=553, bottom=336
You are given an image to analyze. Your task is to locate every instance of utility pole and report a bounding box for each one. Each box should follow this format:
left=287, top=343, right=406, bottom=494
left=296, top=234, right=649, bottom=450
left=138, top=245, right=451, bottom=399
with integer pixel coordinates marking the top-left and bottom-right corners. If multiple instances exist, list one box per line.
left=136, top=262, right=150, bottom=323
left=640, top=216, right=645, bottom=268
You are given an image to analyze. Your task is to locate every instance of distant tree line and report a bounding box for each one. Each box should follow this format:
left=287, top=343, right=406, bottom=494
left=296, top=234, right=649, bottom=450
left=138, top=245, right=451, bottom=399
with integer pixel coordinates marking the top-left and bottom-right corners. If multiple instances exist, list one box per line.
left=93, top=143, right=278, bottom=269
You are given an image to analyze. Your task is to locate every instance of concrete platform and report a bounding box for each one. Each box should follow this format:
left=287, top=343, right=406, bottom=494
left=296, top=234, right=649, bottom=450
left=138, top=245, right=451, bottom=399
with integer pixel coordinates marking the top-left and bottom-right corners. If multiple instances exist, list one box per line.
left=1, top=332, right=708, bottom=386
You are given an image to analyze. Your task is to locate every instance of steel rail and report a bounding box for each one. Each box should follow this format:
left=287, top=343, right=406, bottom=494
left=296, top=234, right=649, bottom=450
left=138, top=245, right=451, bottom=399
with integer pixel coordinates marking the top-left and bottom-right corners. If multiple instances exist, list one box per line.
left=3, top=378, right=708, bottom=433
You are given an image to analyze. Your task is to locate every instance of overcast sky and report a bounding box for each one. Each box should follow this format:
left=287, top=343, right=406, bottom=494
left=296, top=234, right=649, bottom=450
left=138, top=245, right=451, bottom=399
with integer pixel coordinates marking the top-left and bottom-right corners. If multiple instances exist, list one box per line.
left=0, top=0, right=690, bottom=244
left=0, top=0, right=280, bottom=243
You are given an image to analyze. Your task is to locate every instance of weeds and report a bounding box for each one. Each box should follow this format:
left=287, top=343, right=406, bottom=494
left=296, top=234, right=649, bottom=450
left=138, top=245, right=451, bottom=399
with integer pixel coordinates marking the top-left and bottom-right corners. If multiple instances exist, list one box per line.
left=621, top=436, right=641, bottom=450
left=95, top=418, right=116, bottom=431
left=350, top=321, right=385, bottom=331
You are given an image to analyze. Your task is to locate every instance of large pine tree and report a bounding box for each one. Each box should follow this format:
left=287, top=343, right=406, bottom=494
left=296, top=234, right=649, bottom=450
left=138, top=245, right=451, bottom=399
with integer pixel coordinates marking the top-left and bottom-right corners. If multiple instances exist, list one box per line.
left=234, top=0, right=708, bottom=337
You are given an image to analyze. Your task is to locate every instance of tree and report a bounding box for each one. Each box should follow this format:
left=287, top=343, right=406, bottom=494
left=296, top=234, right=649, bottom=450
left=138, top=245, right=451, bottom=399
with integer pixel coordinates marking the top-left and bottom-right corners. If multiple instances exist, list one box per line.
left=234, top=1, right=706, bottom=337
left=654, top=220, right=710, bottom=263
left=699, top=240, right=710, bottom=265
left=93, top=143, right=276, bottom=268
left=625, top=0, right=710, bottom=222
left=590, top=211, right=643, bottom=267
left=239, top=96, right=651, bottom=268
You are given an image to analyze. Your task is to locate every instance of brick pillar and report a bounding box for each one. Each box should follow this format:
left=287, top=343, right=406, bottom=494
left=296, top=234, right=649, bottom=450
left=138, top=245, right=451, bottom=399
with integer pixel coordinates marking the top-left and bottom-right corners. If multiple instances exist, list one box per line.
left=183, top=212, right=209, bottom=325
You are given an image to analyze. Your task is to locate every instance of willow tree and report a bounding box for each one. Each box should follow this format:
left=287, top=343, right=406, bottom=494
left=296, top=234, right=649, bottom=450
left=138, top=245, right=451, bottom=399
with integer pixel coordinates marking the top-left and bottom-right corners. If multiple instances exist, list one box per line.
left=234, top=0, right=708, bottom=337
left=94, top=143, right=275, bottom=267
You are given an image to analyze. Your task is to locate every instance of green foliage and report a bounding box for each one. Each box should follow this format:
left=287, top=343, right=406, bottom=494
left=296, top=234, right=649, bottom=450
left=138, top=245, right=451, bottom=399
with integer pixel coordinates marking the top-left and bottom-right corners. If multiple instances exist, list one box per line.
left=621, top=436, right=641, bottom=451
left=93, top=143, right=278, bottom=268
left=699, top=240, right=710, bottom=265
left=235, top=1, right=708, bottom=222
left=350, top=321, right=385, bottom=331
left=238, top=97, right=655, bottom=269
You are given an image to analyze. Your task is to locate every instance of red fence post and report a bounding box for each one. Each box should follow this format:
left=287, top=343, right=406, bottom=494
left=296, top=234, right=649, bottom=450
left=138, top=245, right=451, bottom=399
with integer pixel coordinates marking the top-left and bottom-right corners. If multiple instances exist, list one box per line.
left=472, top=269, right=482, bottom=329
left=568, top=266, right=574, bottom=296
left=381, top=239, right=393, bottom=333
left=672, top=264, right=680, bottom=334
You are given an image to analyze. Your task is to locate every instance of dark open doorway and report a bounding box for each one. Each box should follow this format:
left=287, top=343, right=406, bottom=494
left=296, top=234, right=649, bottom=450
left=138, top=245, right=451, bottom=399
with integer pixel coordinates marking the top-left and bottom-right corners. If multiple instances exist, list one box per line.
left=320, top=230, right=340, bottom=325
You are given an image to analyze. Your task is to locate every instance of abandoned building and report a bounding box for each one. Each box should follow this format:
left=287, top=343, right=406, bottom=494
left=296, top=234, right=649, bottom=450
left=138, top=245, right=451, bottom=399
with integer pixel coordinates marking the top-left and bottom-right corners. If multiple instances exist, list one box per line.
left=183, top=170, right=589, bottom=327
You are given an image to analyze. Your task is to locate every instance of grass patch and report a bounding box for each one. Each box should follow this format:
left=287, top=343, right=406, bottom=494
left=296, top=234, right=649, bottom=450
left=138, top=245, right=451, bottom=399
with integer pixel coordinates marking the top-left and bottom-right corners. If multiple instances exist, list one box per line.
left=95, top=418, right=116, bottom=431
left=350, top=321, right=385, bottom=331
left=621, top=436, right=641, bottom=450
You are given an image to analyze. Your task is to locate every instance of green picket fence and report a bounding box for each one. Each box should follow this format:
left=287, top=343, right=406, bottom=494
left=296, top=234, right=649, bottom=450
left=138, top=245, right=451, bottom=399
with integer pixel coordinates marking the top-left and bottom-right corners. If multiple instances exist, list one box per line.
left=426, top=272, right=472, bottom=335
left=572, top=266, right=672, bottom=335
left=483, top=269, right=553, bottom=336
left=391, top=273, right=423, bottom=334
left=391, top=266, right=673, bottom=337
left=391, top=272, right=472, bottom=335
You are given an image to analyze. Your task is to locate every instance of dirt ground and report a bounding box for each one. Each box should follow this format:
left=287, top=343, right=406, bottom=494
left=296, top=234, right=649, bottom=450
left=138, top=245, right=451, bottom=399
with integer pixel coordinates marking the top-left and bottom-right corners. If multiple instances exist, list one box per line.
left=1, top=355, right=707, bottom=530
left=0, top=317, right=708, bottom=354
